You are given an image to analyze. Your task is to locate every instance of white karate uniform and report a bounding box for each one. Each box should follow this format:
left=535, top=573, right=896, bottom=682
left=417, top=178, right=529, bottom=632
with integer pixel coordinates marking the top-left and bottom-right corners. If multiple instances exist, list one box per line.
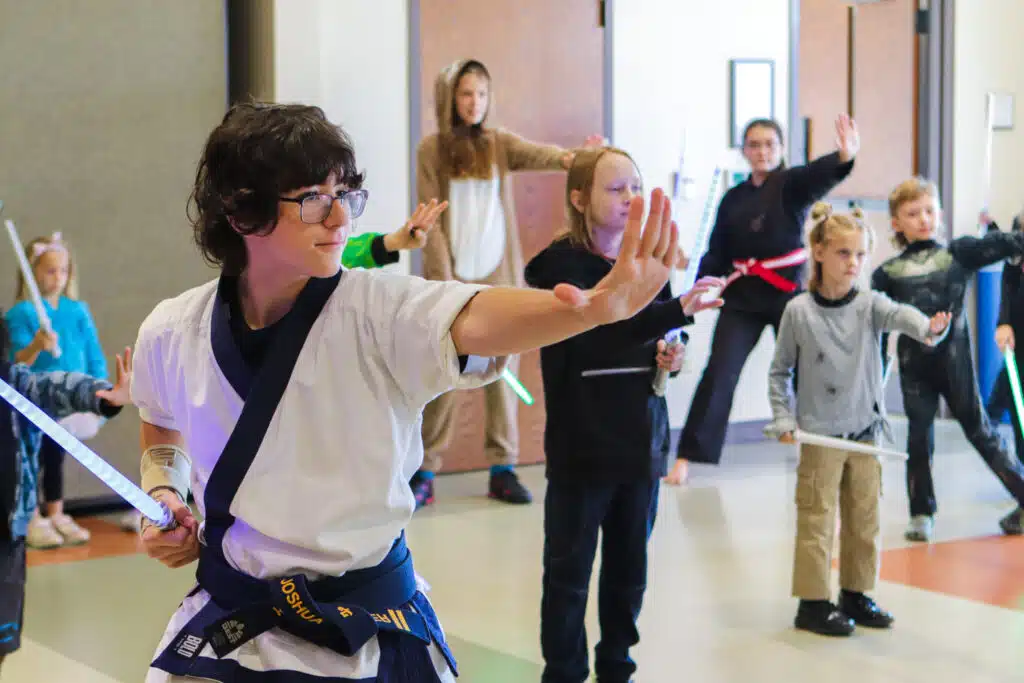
left=131, top=269, right=505, bottom=681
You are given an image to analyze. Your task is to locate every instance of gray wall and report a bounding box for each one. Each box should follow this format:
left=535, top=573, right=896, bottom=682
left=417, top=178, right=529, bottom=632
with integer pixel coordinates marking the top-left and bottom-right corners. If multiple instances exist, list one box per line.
left=0, top=1, right=228, bottom=503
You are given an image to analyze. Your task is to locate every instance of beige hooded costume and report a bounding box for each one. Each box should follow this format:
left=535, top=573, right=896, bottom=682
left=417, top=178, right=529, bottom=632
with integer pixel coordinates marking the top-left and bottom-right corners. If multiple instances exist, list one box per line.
left=416, top=58, right=571, bottom=473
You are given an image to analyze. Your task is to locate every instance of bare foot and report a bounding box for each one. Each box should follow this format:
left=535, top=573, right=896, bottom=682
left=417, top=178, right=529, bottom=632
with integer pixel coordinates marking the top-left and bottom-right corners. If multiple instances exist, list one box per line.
left=663, top=458, right=689, bottom=486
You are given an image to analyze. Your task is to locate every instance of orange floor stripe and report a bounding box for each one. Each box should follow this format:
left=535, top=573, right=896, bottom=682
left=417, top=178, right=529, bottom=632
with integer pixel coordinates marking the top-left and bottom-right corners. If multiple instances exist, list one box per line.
left=880, top=536, right=1024, bottom=611
left=26, top=517, right=144, bottom=568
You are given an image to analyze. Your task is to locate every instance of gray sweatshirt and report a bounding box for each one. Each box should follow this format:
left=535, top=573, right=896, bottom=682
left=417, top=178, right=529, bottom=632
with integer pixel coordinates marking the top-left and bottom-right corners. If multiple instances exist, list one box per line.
left=768, top=288, right=943, bottom=438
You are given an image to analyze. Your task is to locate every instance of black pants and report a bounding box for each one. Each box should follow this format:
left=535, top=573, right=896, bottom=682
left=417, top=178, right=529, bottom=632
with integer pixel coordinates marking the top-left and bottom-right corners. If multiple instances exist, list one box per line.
left=540, top=478, right=659, bottom=683
left=0, top=539, right=26, bottom=656
left=677, top=306, right=787, bottom=464
left=900, top=336, right=1024, bottom=517
left=38, top=436, right=65, bottom=504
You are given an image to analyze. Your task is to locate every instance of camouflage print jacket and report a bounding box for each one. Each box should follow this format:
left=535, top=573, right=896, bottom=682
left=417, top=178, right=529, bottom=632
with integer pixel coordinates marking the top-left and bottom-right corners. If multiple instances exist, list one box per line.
left=0, top=362, right=121, bottom=541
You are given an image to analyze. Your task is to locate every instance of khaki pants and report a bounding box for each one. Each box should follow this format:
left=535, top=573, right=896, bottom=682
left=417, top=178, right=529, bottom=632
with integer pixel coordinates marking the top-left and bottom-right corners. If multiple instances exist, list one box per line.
left=792, top=442, right=882, bottom=600
left=421, top=355, right=519, bottom=473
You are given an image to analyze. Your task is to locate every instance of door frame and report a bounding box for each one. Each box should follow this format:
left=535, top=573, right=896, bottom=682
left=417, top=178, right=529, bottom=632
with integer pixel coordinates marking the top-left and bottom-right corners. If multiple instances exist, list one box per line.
left=787, top=0, right=953, bottom=221
left=405, top=0, right=616, bottom=275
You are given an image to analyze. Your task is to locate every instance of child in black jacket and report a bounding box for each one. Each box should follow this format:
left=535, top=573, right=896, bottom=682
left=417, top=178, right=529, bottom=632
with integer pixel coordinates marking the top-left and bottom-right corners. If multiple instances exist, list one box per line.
left=525, top=147, right=723, bottom=683
left=873, top=179, right=1024, bottom=542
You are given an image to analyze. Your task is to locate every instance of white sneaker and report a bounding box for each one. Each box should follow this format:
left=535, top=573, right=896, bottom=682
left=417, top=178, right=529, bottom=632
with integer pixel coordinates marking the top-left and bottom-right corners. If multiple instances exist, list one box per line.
left=50, top=514, right=91, bottom=545
left=904, top=515, right=934, bottom=542
left=26, top=516, right=64, bottom=549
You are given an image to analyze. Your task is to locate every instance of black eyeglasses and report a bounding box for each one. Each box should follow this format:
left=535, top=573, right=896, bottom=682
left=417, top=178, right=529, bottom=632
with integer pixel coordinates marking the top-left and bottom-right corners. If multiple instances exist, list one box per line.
left=279, top=189, right=368, bottom=224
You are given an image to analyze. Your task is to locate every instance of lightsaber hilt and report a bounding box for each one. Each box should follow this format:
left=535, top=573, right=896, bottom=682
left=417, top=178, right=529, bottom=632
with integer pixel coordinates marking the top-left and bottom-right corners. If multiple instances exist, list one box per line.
left=652, top=330, right=683, bottom=397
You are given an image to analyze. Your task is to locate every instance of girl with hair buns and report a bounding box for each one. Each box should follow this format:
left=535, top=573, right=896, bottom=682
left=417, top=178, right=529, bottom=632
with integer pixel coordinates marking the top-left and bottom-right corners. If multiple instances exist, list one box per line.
left=768, top=203, right=950, bottom=636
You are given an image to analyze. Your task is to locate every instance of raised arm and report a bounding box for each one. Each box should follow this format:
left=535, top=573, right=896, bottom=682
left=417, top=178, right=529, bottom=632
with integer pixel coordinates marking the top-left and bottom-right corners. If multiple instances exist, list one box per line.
left=949, top=232, right=1024, bottom=272
left=783, top=115, right=858, bottom=209
left=870, top=291, right=949, bottom=346
left=500, top=130, right=572, bottom=172
left=8, top=364, right=120, bottom=420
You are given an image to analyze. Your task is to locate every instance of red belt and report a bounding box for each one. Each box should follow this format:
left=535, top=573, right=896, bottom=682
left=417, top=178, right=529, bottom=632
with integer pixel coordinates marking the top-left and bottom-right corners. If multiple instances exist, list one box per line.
left=722, top=248, right=807, bottom=294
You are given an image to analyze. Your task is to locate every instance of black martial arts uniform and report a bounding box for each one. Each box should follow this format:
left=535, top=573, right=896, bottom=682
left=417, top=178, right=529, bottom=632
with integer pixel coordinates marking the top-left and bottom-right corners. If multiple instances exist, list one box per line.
left=676, top=152, right=853, bottom=465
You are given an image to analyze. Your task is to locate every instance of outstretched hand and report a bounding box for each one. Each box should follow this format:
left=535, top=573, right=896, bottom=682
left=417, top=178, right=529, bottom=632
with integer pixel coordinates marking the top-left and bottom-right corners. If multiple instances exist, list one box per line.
left=929, top=311, right=952, bottom=336
left=95, top=347, right=133, bottom=406
left=835, top=113, right=860, bottom=162
left=679, top=277, right=725, bottom=316
left=552, top=189, right=680, bottom=326
left=384, top=199, right=449, bottom=252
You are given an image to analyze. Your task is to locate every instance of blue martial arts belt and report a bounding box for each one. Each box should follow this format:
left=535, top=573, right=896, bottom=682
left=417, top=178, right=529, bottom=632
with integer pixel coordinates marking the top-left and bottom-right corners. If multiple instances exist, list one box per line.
left=172, top=533, right=429, bottom=661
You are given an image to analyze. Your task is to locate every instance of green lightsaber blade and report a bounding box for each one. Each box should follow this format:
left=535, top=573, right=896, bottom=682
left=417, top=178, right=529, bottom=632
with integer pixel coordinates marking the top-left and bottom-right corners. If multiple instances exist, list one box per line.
left=502, top=367, right=534, bottom=405
left=1005, top=348, right=1024, bottom=435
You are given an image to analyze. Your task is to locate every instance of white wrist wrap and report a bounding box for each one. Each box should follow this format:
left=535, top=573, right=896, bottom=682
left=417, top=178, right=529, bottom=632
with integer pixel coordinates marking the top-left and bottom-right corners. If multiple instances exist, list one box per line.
left=141, top=445, right=192, bottom=501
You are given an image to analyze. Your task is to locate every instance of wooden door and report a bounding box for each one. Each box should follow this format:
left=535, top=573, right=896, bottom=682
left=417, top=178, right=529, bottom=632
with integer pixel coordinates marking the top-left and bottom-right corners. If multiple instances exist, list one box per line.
left=416, top=0, right=607, bottom=472
left=798, top=0, right=917, bottom=200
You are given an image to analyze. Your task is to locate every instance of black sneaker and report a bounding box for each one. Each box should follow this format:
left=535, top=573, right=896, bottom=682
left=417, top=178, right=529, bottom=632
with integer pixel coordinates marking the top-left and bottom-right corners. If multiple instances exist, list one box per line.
left=839, top=590, right=894, bottom=629
left=409, top=472, right=435, bottom=510
left=999, top=506, right=1024, bottom=535
left=488, top=469, right=533, bottom=504
left=794, top=600, right=855, bottom=637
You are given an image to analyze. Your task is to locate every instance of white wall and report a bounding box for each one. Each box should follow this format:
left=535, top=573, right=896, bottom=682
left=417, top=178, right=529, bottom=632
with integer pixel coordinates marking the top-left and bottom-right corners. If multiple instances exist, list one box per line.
left=952, top=0, right=1024, bottom=238
left=272, top=0, right=413, bottom=273
left=612, top=0, right=792, bottom=427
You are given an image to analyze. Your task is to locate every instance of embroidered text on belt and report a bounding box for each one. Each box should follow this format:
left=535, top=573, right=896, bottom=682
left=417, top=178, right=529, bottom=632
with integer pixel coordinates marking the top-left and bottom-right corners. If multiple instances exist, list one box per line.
left=722, top=248, right=808, bottom=293
left=169, top=534, right=429, bottom=663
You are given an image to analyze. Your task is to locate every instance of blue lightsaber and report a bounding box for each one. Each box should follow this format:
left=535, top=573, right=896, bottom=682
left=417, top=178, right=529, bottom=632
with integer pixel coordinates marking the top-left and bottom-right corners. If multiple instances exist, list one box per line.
left=0, top=378, right=174, bottom=528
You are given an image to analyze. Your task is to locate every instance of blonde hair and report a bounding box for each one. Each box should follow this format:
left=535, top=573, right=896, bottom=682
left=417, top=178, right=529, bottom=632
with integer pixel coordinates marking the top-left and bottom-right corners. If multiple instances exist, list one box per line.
left=807, top=202, right=875, bottom=293
left=16, top=233, right=78, bottom=301
left=559, top=146, right=640, bottom=253
left=888, top=176, right=940, bottom=247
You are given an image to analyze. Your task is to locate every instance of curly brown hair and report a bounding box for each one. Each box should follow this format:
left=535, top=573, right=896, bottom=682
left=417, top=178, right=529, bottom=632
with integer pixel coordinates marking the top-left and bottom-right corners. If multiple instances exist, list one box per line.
left=189, top=102, right=365, bottom=274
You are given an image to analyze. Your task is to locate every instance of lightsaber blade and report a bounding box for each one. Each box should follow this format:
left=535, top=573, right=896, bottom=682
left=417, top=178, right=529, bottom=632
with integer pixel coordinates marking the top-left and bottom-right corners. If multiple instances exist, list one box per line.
left=4, top=219, right=61, bottom=358
left=653, top=167, right=724, bottom=397
left=1004, top=348, right=1024, bottom=437
left=793, top=429, right=908, bottom=461
left=502, top=367, right=534, bottom=406
left=0, top=378, right=173, bottom=528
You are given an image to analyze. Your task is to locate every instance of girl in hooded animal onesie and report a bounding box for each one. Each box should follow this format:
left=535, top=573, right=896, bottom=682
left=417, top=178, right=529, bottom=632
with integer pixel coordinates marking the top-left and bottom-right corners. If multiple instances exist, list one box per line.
left=413, top=59, right=602, bottom=507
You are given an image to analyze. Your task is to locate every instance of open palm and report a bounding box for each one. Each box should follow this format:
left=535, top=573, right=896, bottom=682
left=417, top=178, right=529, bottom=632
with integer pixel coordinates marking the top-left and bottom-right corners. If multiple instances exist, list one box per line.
left=553, top=189, right=680, bottom=325
left=95, top=347, right=133, bottom=406
left=835, top=114, right=860, bottom=161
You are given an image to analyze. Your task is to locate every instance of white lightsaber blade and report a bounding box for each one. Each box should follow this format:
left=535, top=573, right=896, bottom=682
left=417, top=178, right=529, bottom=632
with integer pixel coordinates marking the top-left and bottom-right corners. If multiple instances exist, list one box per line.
left=982, top=92, right=996, bottom=219
left=653, top=167, right=724, bottom=397
left=794, top=429, right=908, bottom=461
left=4, top=219, right=61, bottom=358
left=0, top=378, right=173, bottom=527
